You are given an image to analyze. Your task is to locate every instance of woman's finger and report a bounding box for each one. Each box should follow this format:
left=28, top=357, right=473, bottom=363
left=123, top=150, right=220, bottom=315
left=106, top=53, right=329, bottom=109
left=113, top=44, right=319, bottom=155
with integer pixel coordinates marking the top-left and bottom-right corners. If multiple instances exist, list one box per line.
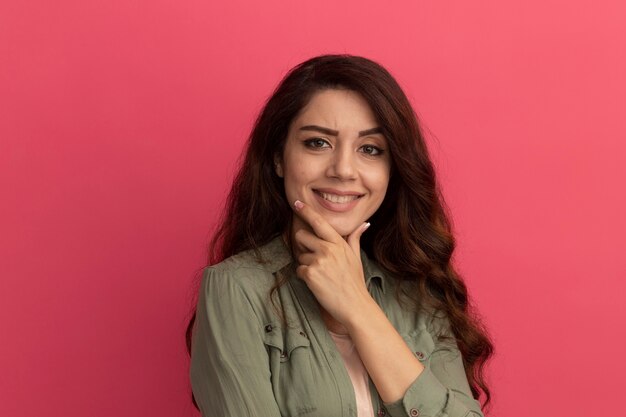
left=346, top=222, right=370, bottom=256
left=294, top=228, right=325, bottom=253
left=297, top=251, right=317, bottom=266
left=293, top=200, right=341, bottom=243
left=295, top=264, right=310, bottom=282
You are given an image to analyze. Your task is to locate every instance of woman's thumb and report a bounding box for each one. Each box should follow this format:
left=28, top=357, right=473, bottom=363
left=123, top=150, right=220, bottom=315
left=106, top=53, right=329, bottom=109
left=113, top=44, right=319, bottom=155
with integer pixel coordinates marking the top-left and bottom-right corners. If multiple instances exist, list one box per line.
left=347, top=222, right=371, bottom=255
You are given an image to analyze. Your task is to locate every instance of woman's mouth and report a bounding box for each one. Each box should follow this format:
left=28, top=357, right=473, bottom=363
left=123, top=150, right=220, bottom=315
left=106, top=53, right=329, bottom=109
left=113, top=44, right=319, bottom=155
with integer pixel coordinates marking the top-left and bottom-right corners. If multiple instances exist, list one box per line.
left=312, top=190, right=363, bottom=212
left=315, top=191, right=362, bottom=203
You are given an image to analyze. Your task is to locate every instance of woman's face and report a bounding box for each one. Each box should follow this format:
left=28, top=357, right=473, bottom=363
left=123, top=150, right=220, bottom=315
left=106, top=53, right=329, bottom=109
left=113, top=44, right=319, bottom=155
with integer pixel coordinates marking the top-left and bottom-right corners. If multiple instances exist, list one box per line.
left=277, top=89, right=391, bottom=237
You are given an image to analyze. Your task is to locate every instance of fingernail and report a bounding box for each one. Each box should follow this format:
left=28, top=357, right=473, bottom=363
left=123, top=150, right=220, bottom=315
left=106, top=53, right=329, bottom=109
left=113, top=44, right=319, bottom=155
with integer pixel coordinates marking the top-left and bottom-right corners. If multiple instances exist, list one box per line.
left=363, top=222, right=371, bottom=231
left=294, top=200, right=304, bottom=210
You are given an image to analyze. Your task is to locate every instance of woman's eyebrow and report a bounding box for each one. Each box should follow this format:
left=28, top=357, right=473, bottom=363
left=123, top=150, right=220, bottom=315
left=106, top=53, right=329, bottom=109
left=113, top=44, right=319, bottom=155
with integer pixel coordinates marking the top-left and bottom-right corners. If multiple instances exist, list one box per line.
left=299, top=125, right=383, bottom=137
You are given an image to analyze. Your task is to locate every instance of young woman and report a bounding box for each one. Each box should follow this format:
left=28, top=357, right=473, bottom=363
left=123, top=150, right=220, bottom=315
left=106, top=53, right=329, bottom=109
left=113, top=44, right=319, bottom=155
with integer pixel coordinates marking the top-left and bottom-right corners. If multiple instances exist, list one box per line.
left=187, top=54, right=493, bottom=417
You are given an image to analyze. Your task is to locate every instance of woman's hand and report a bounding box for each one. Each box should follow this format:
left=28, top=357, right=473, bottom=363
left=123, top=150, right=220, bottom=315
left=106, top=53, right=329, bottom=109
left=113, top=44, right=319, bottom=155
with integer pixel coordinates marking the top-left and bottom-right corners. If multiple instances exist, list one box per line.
left=291, top=199, right=375, bottom=327
left=291, top=199, right=429, bottom=407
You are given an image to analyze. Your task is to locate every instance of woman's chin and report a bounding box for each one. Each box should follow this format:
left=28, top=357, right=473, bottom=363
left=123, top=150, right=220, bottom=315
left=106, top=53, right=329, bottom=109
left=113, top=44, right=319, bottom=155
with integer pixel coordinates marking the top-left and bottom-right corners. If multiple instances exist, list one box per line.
left=326, top=220, right=362, bottom=238
left=289, top=209, right=365, bottom=239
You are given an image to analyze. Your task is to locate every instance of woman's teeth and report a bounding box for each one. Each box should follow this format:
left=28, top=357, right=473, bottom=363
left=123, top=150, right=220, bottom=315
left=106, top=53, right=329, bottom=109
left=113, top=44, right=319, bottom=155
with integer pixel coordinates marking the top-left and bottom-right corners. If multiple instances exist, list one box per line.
left=317, top=192, right=361, bottom=204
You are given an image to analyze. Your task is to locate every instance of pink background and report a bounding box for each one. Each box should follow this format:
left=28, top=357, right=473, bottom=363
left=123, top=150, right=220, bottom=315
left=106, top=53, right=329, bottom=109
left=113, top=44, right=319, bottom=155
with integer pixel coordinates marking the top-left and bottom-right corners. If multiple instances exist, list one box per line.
left=1, top=1, right=625, bottom=416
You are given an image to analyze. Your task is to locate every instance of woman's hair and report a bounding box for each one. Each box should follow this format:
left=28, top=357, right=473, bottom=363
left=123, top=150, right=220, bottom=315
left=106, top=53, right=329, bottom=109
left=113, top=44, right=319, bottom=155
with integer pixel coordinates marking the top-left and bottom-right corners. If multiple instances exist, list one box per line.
left=186, top=54, right=493, bottom=407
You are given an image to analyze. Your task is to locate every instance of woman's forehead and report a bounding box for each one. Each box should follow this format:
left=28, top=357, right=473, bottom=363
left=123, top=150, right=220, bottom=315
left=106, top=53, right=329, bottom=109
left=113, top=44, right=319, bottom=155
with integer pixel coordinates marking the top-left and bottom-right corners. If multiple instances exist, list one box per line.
left=289, top=89, right=379, bottom=133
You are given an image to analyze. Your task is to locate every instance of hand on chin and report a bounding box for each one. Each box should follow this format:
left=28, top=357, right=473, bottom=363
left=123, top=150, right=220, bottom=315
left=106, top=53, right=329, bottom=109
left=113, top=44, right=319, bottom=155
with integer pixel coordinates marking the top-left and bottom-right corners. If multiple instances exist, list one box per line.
left=287, top=199, right=372, bottom=327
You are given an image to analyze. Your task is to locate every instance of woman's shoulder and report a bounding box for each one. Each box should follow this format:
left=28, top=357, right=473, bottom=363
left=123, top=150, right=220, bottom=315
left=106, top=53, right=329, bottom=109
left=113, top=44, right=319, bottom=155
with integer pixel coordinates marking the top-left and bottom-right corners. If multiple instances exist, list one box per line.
left=202, top=235, right=293, bottom=295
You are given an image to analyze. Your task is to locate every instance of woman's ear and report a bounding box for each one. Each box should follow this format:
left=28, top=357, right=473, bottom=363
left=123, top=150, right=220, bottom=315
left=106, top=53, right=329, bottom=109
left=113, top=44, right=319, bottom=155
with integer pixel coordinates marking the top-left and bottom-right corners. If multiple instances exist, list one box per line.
left=273, top=155, right=283, bottom=178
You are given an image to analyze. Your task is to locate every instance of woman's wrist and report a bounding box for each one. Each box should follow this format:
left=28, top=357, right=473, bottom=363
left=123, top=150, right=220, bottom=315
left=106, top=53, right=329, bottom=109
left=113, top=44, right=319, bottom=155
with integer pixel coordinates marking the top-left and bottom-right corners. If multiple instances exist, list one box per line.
left=344, top=296, right=384, bottom=335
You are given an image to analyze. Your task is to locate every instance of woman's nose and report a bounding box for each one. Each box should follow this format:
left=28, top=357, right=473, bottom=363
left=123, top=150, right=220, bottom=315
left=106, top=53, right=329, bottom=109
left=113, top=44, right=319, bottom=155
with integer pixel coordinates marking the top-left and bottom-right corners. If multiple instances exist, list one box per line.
left=327, top=148, right=357, bottom=180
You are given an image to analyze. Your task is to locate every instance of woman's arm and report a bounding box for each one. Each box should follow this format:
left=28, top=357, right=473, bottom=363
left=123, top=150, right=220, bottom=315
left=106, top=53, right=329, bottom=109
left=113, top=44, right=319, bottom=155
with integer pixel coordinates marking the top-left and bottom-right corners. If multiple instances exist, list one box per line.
left=346, top=301, right=483, bottom=417
left=291, top=200, right=483, bottom=417
left=344, top=299, right=425, bottom=403
left=190, top=267, right=282, bottom=417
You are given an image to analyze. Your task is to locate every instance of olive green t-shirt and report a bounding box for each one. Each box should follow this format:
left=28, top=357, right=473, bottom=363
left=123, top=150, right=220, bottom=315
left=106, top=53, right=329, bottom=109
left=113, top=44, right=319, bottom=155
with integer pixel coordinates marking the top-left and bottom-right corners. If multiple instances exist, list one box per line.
left=190, top=235, right=484, bottom=417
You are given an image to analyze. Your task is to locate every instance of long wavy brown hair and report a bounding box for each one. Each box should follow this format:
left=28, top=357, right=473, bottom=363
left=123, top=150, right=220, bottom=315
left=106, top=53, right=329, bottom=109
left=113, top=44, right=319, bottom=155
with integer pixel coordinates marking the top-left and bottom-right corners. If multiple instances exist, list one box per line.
left=186, top=54, right=493, bottom=409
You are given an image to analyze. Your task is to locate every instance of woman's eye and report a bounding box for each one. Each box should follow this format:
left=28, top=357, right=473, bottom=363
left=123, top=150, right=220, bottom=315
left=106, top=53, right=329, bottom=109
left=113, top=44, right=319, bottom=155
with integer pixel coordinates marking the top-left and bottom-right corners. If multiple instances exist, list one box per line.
left=360, top=145, right=384, bottom=156
left=304, top=138, right=330, bottom=148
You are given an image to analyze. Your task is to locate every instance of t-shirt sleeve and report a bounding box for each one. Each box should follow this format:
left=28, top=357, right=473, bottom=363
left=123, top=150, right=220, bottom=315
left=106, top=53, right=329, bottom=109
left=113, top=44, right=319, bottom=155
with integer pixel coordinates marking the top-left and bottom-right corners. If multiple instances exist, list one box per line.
left=189, top=267, right=282, bottom=417
left=382, top=315, right=484, bottom=417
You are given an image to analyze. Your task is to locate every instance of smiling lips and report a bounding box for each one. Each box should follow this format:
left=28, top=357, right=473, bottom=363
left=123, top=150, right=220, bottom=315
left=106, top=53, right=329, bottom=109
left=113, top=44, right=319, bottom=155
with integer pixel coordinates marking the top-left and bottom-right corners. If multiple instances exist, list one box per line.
left=313, top=189, right=363, bottom=212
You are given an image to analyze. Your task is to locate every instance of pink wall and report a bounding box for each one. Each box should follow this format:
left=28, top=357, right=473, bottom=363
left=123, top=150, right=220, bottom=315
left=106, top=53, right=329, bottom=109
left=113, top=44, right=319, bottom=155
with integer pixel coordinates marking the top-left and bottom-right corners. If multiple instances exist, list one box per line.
left=2, top=1, right=624, bottom=416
